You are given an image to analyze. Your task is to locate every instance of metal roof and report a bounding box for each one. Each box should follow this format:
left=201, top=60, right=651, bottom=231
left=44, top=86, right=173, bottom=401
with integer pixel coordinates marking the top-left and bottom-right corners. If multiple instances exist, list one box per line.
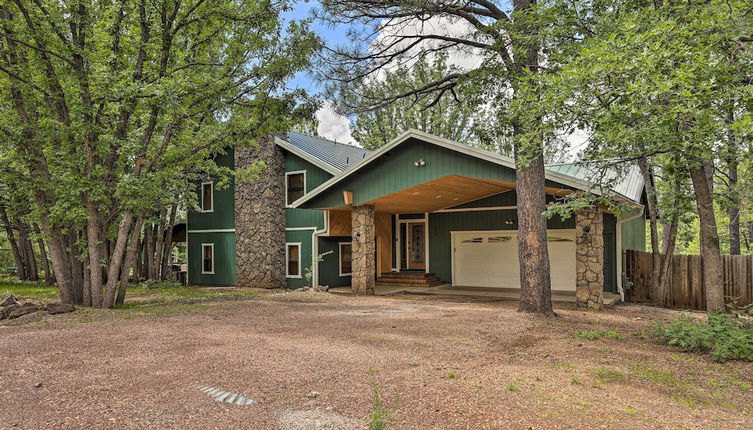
left=278, top=131, right=371, bottom=172
left=545, top=161, right=644, bottom=203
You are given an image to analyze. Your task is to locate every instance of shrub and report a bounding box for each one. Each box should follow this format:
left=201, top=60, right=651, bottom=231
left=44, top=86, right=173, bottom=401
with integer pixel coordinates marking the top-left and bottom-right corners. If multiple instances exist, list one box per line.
left=653, top=310, right=753, bottom=362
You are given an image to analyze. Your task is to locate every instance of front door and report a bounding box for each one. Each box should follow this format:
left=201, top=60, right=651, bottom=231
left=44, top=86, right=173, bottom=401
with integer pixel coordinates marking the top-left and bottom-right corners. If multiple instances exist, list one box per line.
left=407, top=222, right=426, bottom=271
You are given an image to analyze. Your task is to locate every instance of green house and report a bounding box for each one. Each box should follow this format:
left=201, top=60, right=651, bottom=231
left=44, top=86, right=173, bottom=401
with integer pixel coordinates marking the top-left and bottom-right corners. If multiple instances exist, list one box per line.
left=187, top=130, right=646, bottom=308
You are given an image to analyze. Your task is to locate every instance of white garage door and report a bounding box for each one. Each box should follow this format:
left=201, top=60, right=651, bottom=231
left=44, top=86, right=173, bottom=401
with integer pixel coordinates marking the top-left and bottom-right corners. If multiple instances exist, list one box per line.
left=452, top=230, right=577, bottom=291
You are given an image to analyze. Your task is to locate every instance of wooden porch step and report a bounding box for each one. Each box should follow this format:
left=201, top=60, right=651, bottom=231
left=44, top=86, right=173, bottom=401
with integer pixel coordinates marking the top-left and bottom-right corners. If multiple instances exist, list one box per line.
left=376, top=272, right=444, bottom=288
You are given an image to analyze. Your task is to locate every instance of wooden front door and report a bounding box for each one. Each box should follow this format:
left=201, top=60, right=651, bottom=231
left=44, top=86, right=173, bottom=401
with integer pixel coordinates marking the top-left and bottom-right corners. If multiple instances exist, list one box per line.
left=407, top=222, right=426, bottom=271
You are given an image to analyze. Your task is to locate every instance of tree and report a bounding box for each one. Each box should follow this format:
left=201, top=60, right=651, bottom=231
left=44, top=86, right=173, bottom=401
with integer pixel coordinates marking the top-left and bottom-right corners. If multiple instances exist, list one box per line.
left=341, top=52, right=487, bottom=150
left=545, top=0, right=753, bottom=310
left=317, top=0, right=585, bottom=315
left=0, top=0, right=318, bottom=307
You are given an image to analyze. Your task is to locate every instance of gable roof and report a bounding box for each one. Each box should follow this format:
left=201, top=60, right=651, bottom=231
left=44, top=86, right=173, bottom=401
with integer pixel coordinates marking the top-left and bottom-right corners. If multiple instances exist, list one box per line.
left=293, top=129, right=644, bottom=209
left=545, top=162, right=644, bottom=203
left=274, top=131, right=371, bottom=174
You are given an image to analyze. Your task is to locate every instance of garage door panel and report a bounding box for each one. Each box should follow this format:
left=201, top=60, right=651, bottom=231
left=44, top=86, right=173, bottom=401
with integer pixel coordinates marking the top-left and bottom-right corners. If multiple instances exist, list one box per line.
left=453, top=230, right=575, bottom=291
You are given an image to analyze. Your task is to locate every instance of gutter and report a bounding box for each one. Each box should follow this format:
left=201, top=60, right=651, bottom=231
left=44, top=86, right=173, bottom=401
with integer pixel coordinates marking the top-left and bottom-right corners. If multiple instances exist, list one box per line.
left=311, top=210, right=329, bottom=288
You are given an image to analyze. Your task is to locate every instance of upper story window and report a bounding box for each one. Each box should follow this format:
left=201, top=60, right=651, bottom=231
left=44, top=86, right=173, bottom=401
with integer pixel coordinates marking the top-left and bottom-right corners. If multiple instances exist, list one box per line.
left=286, top=171, right=306, bottom=206
left=200, top=181, right=214, bottom=212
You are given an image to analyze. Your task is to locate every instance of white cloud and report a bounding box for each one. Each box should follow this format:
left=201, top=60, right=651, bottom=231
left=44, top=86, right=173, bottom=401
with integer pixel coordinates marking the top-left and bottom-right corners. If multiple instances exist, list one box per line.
left=371, top=16, right=486, bottom=76
left=316, top=100, right=355, bottom=144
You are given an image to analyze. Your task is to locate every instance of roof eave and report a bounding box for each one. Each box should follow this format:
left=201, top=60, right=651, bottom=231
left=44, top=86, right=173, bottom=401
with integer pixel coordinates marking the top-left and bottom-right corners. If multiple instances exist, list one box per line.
left=273, top=136, right=342, bottom=175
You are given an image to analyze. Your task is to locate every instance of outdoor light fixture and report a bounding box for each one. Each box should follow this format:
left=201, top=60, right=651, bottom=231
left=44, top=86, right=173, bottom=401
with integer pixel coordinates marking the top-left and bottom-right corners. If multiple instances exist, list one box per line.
left=582, top=225, right=591, bottom=239
left=414, top=159, right=426, bottom=167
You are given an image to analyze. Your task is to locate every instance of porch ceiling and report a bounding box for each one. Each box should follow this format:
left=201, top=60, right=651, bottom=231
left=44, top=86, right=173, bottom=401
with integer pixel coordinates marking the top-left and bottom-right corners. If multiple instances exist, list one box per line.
left=361, top=175, right=514, bottom=213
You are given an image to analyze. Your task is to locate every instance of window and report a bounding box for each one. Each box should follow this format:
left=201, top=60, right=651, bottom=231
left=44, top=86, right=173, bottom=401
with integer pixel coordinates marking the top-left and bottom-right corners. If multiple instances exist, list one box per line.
left=201, top=243, right=214, bottom=274
left=339, top=242, right=352, bottom=276
left=286, top=243, right=301, bottom=278
left=286, top=171, right=306, bottom=206
left=200, top=181, right=213, bottom=212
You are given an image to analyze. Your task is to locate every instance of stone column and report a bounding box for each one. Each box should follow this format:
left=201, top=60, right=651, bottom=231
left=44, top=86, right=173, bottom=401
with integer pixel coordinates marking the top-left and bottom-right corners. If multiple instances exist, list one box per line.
left=235, top=135, right=287, bottom=288
left=575, top=205, right=604, bottom=310
left=351, top=205, right=375, bottom=295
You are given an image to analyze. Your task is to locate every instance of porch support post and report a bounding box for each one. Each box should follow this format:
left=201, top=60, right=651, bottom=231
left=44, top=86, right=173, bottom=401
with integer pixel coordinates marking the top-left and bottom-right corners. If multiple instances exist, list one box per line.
left=351, top=205, right=376, bottom=295
left=576, top=205, right=604, bottom=310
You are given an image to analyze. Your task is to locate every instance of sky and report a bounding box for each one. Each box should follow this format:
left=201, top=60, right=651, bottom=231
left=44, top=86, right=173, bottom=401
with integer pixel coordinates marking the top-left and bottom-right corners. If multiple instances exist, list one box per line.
left=281, top=1, right=587, bottom=158
left=283, top=2, right=357, bottom=144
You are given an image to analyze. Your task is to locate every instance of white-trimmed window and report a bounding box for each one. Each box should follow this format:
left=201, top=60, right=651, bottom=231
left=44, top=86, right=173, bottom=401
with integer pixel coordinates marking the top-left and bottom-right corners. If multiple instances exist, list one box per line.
left=201, top=243, right=214, bottom=274
left=200, top=181, right=214, bottom=212
left=285, top=171, right=306, bottom=206
left=339, top=242, right=352, bottom=276
left=286, top=242, right=301, bottom=278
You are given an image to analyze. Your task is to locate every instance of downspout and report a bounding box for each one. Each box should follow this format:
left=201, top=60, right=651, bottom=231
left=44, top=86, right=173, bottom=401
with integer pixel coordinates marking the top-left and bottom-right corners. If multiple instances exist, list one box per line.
left=615, top=204, right=645, bottom=301
left=311, top=210, right=329, bottom=288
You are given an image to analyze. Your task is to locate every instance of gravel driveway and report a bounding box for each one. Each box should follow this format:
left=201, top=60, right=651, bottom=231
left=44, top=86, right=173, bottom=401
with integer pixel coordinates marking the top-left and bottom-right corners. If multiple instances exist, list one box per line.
left=1, top=292, right=751, bottom=429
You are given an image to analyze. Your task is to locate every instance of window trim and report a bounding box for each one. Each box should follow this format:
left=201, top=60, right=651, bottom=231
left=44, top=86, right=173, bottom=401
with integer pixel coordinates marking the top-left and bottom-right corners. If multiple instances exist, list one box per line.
left=286, top=242, right=302, bottom=279
left=200, top=243, right=215, bottom=275
left=199, top=181, right=214, bottom=213
left=285, top=170, right=307, bottom=207
left=339, top=242, right=353, bottom=276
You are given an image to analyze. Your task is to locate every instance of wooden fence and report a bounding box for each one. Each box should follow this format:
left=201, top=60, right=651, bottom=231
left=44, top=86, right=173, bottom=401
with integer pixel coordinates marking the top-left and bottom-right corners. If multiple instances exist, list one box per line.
left=625, top=250, right=753, bottom=311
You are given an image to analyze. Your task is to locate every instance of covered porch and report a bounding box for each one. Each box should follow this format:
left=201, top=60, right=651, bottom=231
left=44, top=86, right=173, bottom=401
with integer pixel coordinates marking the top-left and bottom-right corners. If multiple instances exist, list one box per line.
left=320, top=174, right=611, bottom=310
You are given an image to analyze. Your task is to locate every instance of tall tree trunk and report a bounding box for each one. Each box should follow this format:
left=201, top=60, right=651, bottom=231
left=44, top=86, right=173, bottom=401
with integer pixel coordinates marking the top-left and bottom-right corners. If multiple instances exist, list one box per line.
left=0, top=205, right=25, bottom=281
left=512, top=0, right=553, bottom=316
left=117, top=217, right=144, bottom=305
left=690, top=166, right=725, bottom=311
left=637, top=158, right=662, bottom=305
left=144, top=220, right=155, bottom=280
left=86, top=201, right=105, bottom=307
left=725, top=107, right=740, bottom=255
left=17, top=221, right=38, bottom=281
left=102, top=212, right=135, bottom=308
left=67, top=231, right=85, bottom=305
left=516, top=149, right=554, bottom=315
left=33, top=224, right=54, bottom=285
left=154, top=208, right=166, bottom=280
left=160, top=204, right=177, bottom=281
left=657, top=181, right=682, bottom=306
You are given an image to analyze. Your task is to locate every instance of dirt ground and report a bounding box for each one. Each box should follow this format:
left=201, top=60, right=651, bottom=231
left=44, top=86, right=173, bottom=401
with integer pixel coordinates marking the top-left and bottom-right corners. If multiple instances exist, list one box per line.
left=1, top=291, right=752, bottom=429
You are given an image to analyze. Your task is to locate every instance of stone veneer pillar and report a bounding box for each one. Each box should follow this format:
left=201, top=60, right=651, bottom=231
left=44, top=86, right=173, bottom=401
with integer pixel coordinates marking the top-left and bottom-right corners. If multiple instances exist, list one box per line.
left=351, top=205, right=376, bottom=295
left=575, top=206, right=604, bottom=310
left=235, top=135, right=287, bottom=288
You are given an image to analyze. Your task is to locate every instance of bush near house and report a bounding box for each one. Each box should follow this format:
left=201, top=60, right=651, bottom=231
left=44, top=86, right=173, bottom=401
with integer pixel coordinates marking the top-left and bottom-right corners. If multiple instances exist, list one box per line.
left=653, top=306, right=753, bottom=362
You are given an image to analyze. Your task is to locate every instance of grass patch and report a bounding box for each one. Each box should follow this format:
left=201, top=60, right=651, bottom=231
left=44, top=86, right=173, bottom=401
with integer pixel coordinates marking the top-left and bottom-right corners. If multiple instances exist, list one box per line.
left=629, top=364, right=685, bottom=389
left=506, top=383, right=519, bottom=392
left=571, top=376, right=582, bottom=385
left=575, top=329, right=625, bottom=341
left=447, top=371, right=458, bottom=379
left=551, top=362, right=573, bottom=372
left=594, top=368, right=627, bottom=383
left=368, top=382, right=397, bottom=430
left=1, top=281, right=59, bottom=302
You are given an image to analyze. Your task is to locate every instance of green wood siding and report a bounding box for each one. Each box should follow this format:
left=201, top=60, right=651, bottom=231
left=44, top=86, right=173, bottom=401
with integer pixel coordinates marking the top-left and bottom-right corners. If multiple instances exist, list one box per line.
left=603, top=213, right=617, bottom=293
left=187, top=149, right=236, bottom=286
left=318, top=236, right=352, bottom=288
left=286, top=229, right=315, bottom=289
left=304, top=138, right=515, bottom=208
left=284, top=152, right=332, bottom=230
left=302, top=138, right=575, bottom=209
left=428, top=210, right=575, bottom=283
left=188, top=232, right=236, bottom=286
left=188, top=149, right=235, bottom=231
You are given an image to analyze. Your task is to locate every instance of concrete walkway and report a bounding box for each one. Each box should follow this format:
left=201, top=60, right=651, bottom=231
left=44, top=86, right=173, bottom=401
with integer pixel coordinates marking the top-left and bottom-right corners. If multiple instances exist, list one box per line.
left=329, top=285, right=622, bottom=307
